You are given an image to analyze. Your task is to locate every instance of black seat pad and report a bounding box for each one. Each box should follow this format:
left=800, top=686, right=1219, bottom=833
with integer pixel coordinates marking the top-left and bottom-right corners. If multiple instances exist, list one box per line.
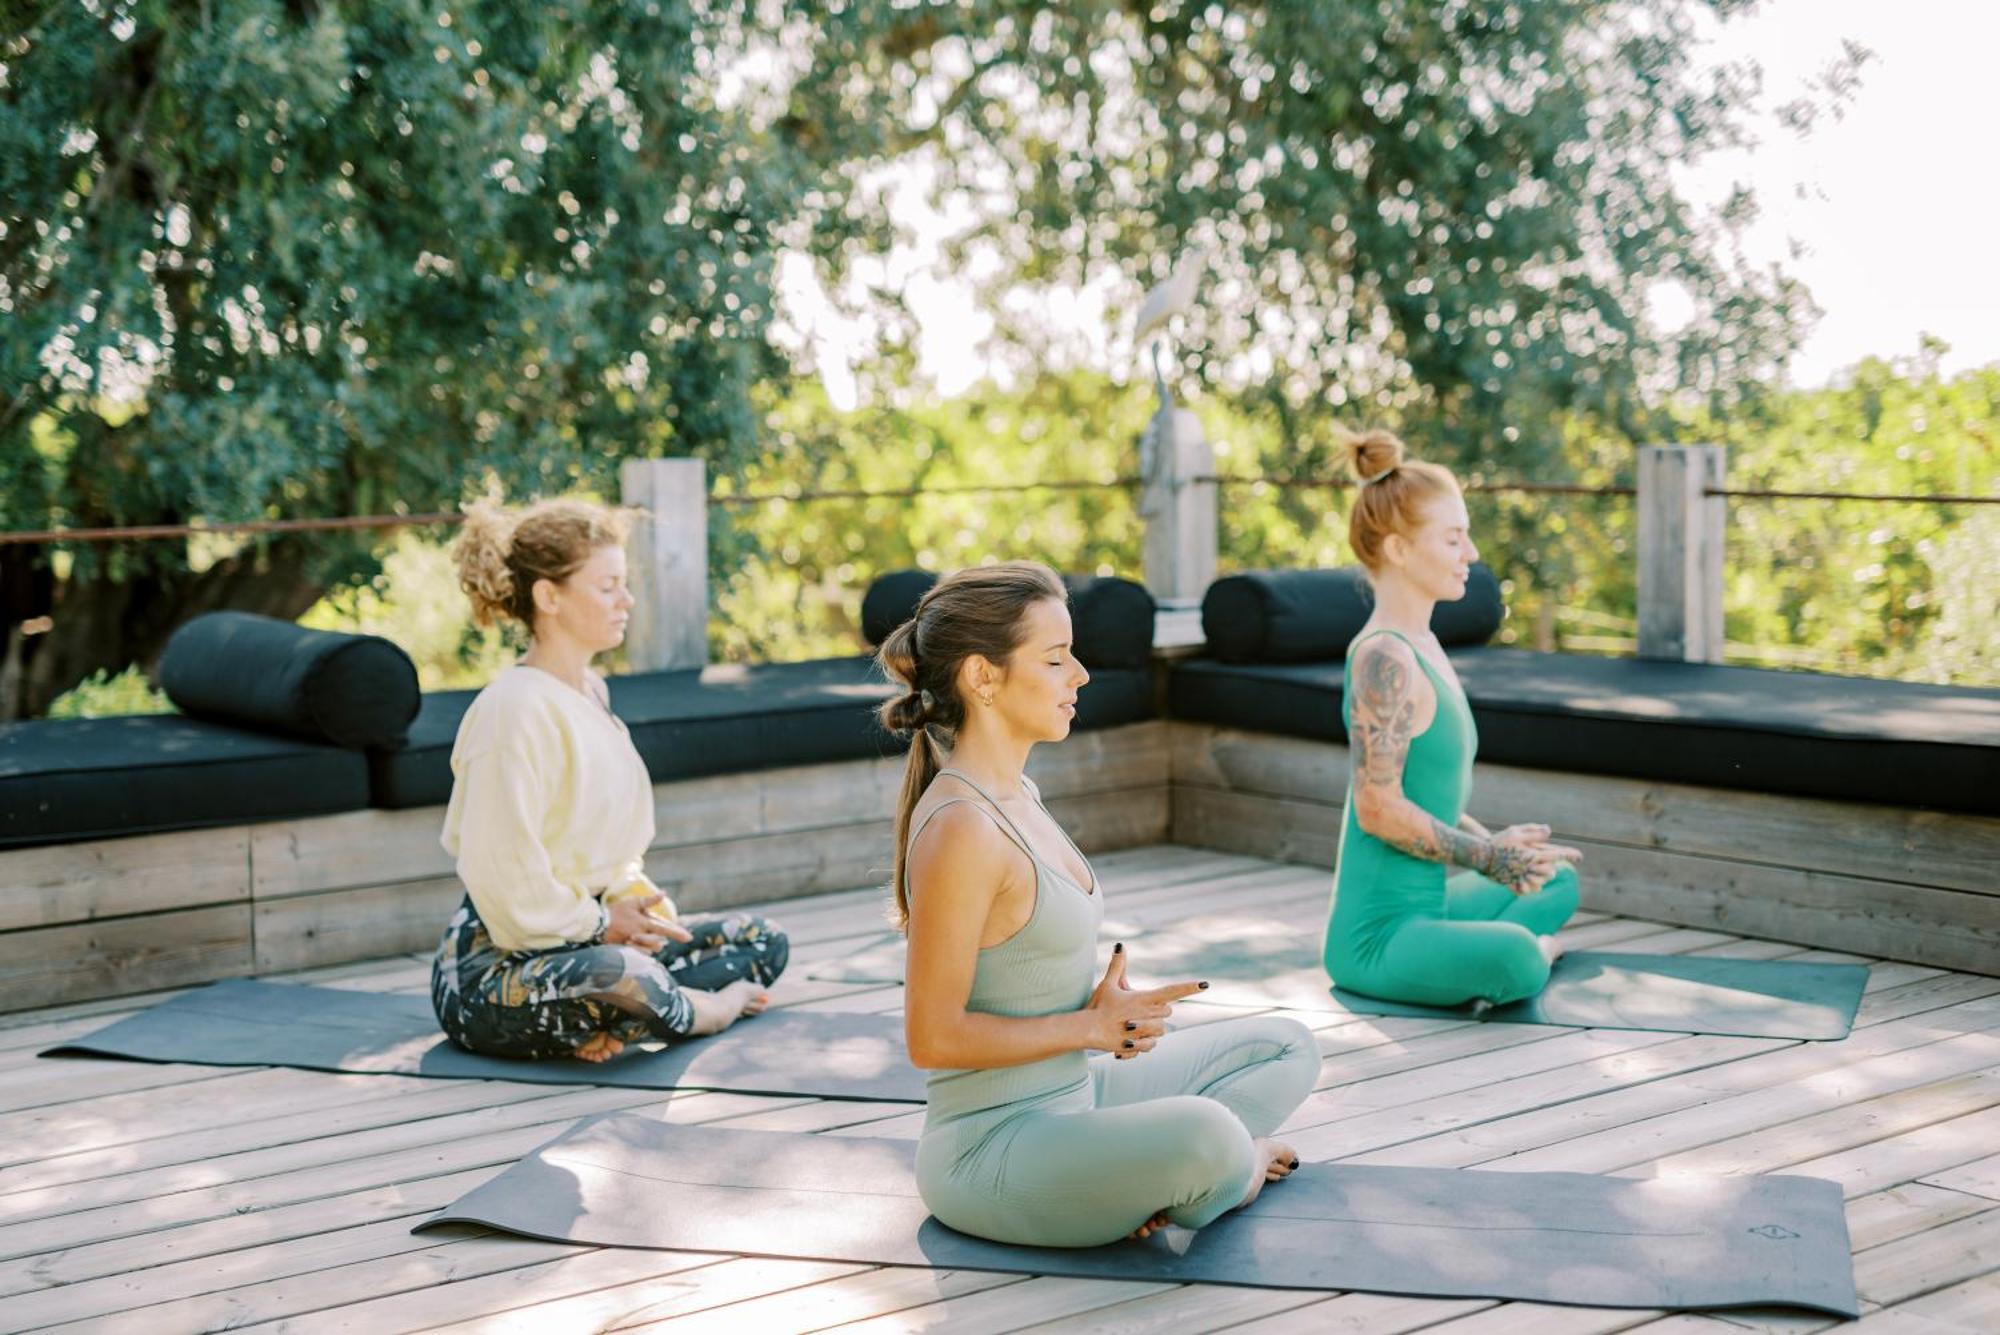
left=370, top=657, right=1156, bottom=810
left=1169, top=648, right=2000, bottom=815
left=0, top=714, right=370, bottom=848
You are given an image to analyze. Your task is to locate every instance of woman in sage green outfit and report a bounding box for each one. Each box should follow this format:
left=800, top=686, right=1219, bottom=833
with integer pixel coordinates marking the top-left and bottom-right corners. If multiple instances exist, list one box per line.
left=878, top=562, right=1321, bottom=1248
left=1323, top=430, right=1583, bottom=1009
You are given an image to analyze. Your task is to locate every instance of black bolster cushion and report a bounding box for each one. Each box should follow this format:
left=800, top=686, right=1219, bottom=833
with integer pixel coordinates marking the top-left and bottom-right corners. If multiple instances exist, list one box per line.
left=861, top=569, right=1158, bottom=670
left=1063, top=574, right=1158, bottom=670
left=1201, top=562, right=1505, bottom=663
left=860, top=569, right=940, bottom=648
left=159, top=611, right=421, bottom=750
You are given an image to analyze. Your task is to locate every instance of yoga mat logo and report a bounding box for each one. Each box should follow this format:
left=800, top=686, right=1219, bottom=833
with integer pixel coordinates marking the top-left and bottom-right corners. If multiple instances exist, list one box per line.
left=1747, top=1223, right=1800, bottom=1240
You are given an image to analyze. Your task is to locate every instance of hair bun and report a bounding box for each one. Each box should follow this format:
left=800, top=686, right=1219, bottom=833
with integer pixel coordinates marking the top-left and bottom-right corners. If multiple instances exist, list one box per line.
left=881, top=688, right=929, bottom=734
left=1346, top=428, right=1406, bottom=485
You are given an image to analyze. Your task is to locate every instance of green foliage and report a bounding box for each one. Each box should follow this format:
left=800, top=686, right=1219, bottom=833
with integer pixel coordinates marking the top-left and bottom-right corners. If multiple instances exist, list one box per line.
left=3, top=0, right=812, bottom=531
left=1, top=0, right=853, bottom=714
left=791, top=0, right=1833, bottom=463
left=710, top=371, right=1150, bottom=662
left=1683, top=345, right=1999, bottom=680
left=44, top=664, right=169, bottom=717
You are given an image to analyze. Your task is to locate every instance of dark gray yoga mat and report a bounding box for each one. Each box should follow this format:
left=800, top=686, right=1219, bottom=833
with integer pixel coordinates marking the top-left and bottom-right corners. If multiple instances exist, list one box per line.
left=43, top=978, right=925, bottom=1102
left=1325, top=952, right=1870, bottom=1041
left=809, top=919, right=1869, bottom=1040
left=420, top=1113, right=1859, bottom=1318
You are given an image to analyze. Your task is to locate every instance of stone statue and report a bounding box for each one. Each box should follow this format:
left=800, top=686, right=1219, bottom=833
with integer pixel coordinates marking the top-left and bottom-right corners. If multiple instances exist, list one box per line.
left=1132, top=250, right=1216, bottom=606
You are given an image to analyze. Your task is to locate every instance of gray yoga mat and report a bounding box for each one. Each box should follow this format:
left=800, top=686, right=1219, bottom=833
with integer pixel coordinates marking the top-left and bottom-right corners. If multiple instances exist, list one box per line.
left=420, top=1113, right=1859, bottom=1318
left=805, top=931, right=906, bottom=985
left=43, top=978, right=925, bottom=1102
left=809, top=918, right=1868, bottom=1040
left=1325, top=952, right=1870, bottom=1041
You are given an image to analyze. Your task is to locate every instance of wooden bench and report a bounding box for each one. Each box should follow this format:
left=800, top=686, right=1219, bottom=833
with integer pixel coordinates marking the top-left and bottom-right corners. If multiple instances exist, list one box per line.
left=0, top=722, right=1170, bottom=1012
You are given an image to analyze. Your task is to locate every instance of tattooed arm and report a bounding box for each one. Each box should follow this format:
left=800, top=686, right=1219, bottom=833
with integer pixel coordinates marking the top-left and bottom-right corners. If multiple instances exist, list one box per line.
left=1347, top=637, right=1543, bottom=889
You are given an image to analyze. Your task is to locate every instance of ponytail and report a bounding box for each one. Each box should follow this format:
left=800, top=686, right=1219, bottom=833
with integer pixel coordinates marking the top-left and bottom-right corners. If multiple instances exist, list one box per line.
left=874, top=561, right=1066, bottom=928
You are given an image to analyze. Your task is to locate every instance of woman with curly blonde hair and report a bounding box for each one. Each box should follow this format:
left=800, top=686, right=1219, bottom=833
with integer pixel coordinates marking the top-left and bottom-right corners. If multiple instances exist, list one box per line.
left=431, top=495, right=787, bottom=1063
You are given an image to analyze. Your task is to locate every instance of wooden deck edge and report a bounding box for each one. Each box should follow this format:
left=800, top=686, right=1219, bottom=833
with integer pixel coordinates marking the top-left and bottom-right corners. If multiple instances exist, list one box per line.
left=1168, top=722, right=2000, bottom=977
left=0, top=724, right=1171, bottom=1012
left=7, top=714, right=1993, bottom=1012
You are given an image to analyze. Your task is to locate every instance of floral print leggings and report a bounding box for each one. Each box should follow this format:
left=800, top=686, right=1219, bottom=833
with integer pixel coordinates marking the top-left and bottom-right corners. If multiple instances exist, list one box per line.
left=430, top=895, right=790, bottom=1059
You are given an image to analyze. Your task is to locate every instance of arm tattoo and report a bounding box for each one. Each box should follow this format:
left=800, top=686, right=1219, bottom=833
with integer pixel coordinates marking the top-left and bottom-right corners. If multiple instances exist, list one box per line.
left=1352, top=644, right=1531, bottom=885
left=1350, top=645, right=1420, bottom=790
left=1379, top=815, right=1535, bottom=885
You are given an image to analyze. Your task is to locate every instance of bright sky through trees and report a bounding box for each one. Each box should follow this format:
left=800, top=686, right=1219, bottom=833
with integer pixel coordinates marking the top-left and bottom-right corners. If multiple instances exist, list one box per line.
left=781, top=0, right=2000, bottom=409
left=1676, top=0, right=2000, bottom=387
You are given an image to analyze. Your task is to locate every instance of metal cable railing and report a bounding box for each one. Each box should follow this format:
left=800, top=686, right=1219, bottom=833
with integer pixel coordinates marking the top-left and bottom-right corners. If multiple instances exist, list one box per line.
left=1, top=476, right=1993, bottom=546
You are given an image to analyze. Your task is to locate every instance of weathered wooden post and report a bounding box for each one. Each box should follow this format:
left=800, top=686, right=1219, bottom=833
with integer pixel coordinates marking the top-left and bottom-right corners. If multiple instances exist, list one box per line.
left=619, top=457, right=708, bottom=672
left=1139, top=406, right=1219, bottom=607
left=1636, top=444, right=1726, bottom=663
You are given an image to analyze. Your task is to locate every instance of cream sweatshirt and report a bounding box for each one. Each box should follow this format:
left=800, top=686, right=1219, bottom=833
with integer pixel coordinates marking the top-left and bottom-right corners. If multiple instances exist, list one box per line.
left=440, top=665, right=669, bottom=952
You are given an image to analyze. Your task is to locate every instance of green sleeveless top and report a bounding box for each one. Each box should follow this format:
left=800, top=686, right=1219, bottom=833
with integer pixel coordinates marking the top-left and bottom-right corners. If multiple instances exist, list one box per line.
left=1328, top=628, right=1477, bottom=964
left=908, top=767, right=1105, bottom=1127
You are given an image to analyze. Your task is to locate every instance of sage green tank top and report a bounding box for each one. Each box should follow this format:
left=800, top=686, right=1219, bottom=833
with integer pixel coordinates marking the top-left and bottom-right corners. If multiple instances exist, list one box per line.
left=908, top=767, right=1106, bottom=1127
left=1328, top=628, right=1477, bottom=963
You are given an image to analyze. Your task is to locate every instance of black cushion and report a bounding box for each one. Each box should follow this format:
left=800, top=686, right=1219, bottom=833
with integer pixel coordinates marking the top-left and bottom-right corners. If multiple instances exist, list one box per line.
left=0, top=714, right=370, bottom=848
left=1168, top=649, right=2000, bottom=815
left=860, top=570, right=939, bottom=648
left=1063, top=575, right=1157, bottom=670
left=860, top=569, right=1157, bottom=672
left=1201, top=563, right=1504, bottom=664
left=370, top=656, right=1159, bottom=809
left=159, top=612, right=421, bottom=750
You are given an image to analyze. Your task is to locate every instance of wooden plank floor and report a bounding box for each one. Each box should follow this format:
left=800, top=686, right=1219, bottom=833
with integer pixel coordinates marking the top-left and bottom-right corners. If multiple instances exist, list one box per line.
left=3, top=844, right=1996, bottom=1334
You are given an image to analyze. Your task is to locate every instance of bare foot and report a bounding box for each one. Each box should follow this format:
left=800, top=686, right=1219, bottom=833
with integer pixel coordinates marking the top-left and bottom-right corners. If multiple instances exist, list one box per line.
left=1236, top=1138, right=1301, bottom=1210
left=574, top=1032, right=625, bottom=1063
left=1129, top=1210, right=1171, bottom=1241
left=684, top=979, right=770, bottom=1037
left=1538, top=934, right=1566, bottom=966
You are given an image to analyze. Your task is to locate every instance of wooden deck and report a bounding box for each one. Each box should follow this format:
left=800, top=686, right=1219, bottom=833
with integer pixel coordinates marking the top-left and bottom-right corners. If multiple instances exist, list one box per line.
left=3, top=845, right=1997, bottom=1334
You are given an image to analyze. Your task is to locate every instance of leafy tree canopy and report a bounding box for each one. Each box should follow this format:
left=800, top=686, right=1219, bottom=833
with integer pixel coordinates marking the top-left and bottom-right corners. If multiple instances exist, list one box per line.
left=790, top=0, right=1848, bottom=466
left=3, top=0, right=1864, bottom=715
left=1, top=0, right=847, bottom=713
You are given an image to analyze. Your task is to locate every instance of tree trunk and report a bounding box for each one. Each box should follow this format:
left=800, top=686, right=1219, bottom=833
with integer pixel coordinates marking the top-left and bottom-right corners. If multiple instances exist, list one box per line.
left=1, top=539, right=327, bottom=720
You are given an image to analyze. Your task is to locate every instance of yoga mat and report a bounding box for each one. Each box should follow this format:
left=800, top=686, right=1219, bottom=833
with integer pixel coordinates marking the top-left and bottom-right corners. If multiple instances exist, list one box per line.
left=420, top=1113, right=1859, bottom=1318
left=805, top=931, right=906, bottom=985
left=1326, top=952, right=1870, bottom=1041
left=44, top=978, right=925, bottom=1102
left=810, top=916, right=1869, bottom=1040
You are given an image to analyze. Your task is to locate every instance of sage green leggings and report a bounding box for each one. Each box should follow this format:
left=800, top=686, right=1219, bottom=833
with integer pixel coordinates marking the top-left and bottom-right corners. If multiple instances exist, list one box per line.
left=915, top=1013, right=1321, bottom=1248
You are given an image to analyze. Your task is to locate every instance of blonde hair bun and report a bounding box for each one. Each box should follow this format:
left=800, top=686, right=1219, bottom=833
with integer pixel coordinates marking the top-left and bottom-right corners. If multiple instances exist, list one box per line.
left=450, top=492, right=633, bottom=629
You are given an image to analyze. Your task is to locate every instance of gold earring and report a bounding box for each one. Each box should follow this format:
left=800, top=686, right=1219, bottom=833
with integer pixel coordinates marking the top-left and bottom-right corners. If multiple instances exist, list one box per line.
left=980, top=692, right=994, bottom=707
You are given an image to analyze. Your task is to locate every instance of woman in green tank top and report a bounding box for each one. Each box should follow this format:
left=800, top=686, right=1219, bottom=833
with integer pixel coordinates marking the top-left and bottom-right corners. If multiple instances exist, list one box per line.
left=1324, top=431, right=1583, bottom=1008
left=876, top=563, right=1321, bottom=1248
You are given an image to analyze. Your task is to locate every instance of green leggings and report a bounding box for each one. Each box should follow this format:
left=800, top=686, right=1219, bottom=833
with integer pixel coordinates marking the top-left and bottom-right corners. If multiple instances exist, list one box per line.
left=1329, top=865, right=1580, bottom=1007
left=915, top=1014, right=1321, bottom=1247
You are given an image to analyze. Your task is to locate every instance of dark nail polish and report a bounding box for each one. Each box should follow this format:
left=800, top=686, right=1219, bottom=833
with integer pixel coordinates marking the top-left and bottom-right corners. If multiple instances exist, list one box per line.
left=1113, top=942, right=1124, bottom=954
left=1124, top=1020, right=1137, bottom=1031
left=1122, top=1039, right=1134, bottom=1049
left=1290, top=1158, right=1301, bottom=1169
left=1198, top=980, right=1210, bottom=990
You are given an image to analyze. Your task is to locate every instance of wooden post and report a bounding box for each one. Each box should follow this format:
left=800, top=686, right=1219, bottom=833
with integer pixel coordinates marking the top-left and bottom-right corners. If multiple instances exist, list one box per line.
left=1637, top=444, right=1726, bottom=663
left=619, top=457, right=708, bottom=672
left=1139, top=406, right=1218, bottom=607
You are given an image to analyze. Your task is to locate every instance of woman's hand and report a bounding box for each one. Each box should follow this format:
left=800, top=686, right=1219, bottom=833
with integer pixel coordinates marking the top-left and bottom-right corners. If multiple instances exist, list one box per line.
left=1484, top=825, right=1582, bottom=895
left=603, top=892, right=694, bottom=952
left=1086, top=945, right=1206, bottom=1059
